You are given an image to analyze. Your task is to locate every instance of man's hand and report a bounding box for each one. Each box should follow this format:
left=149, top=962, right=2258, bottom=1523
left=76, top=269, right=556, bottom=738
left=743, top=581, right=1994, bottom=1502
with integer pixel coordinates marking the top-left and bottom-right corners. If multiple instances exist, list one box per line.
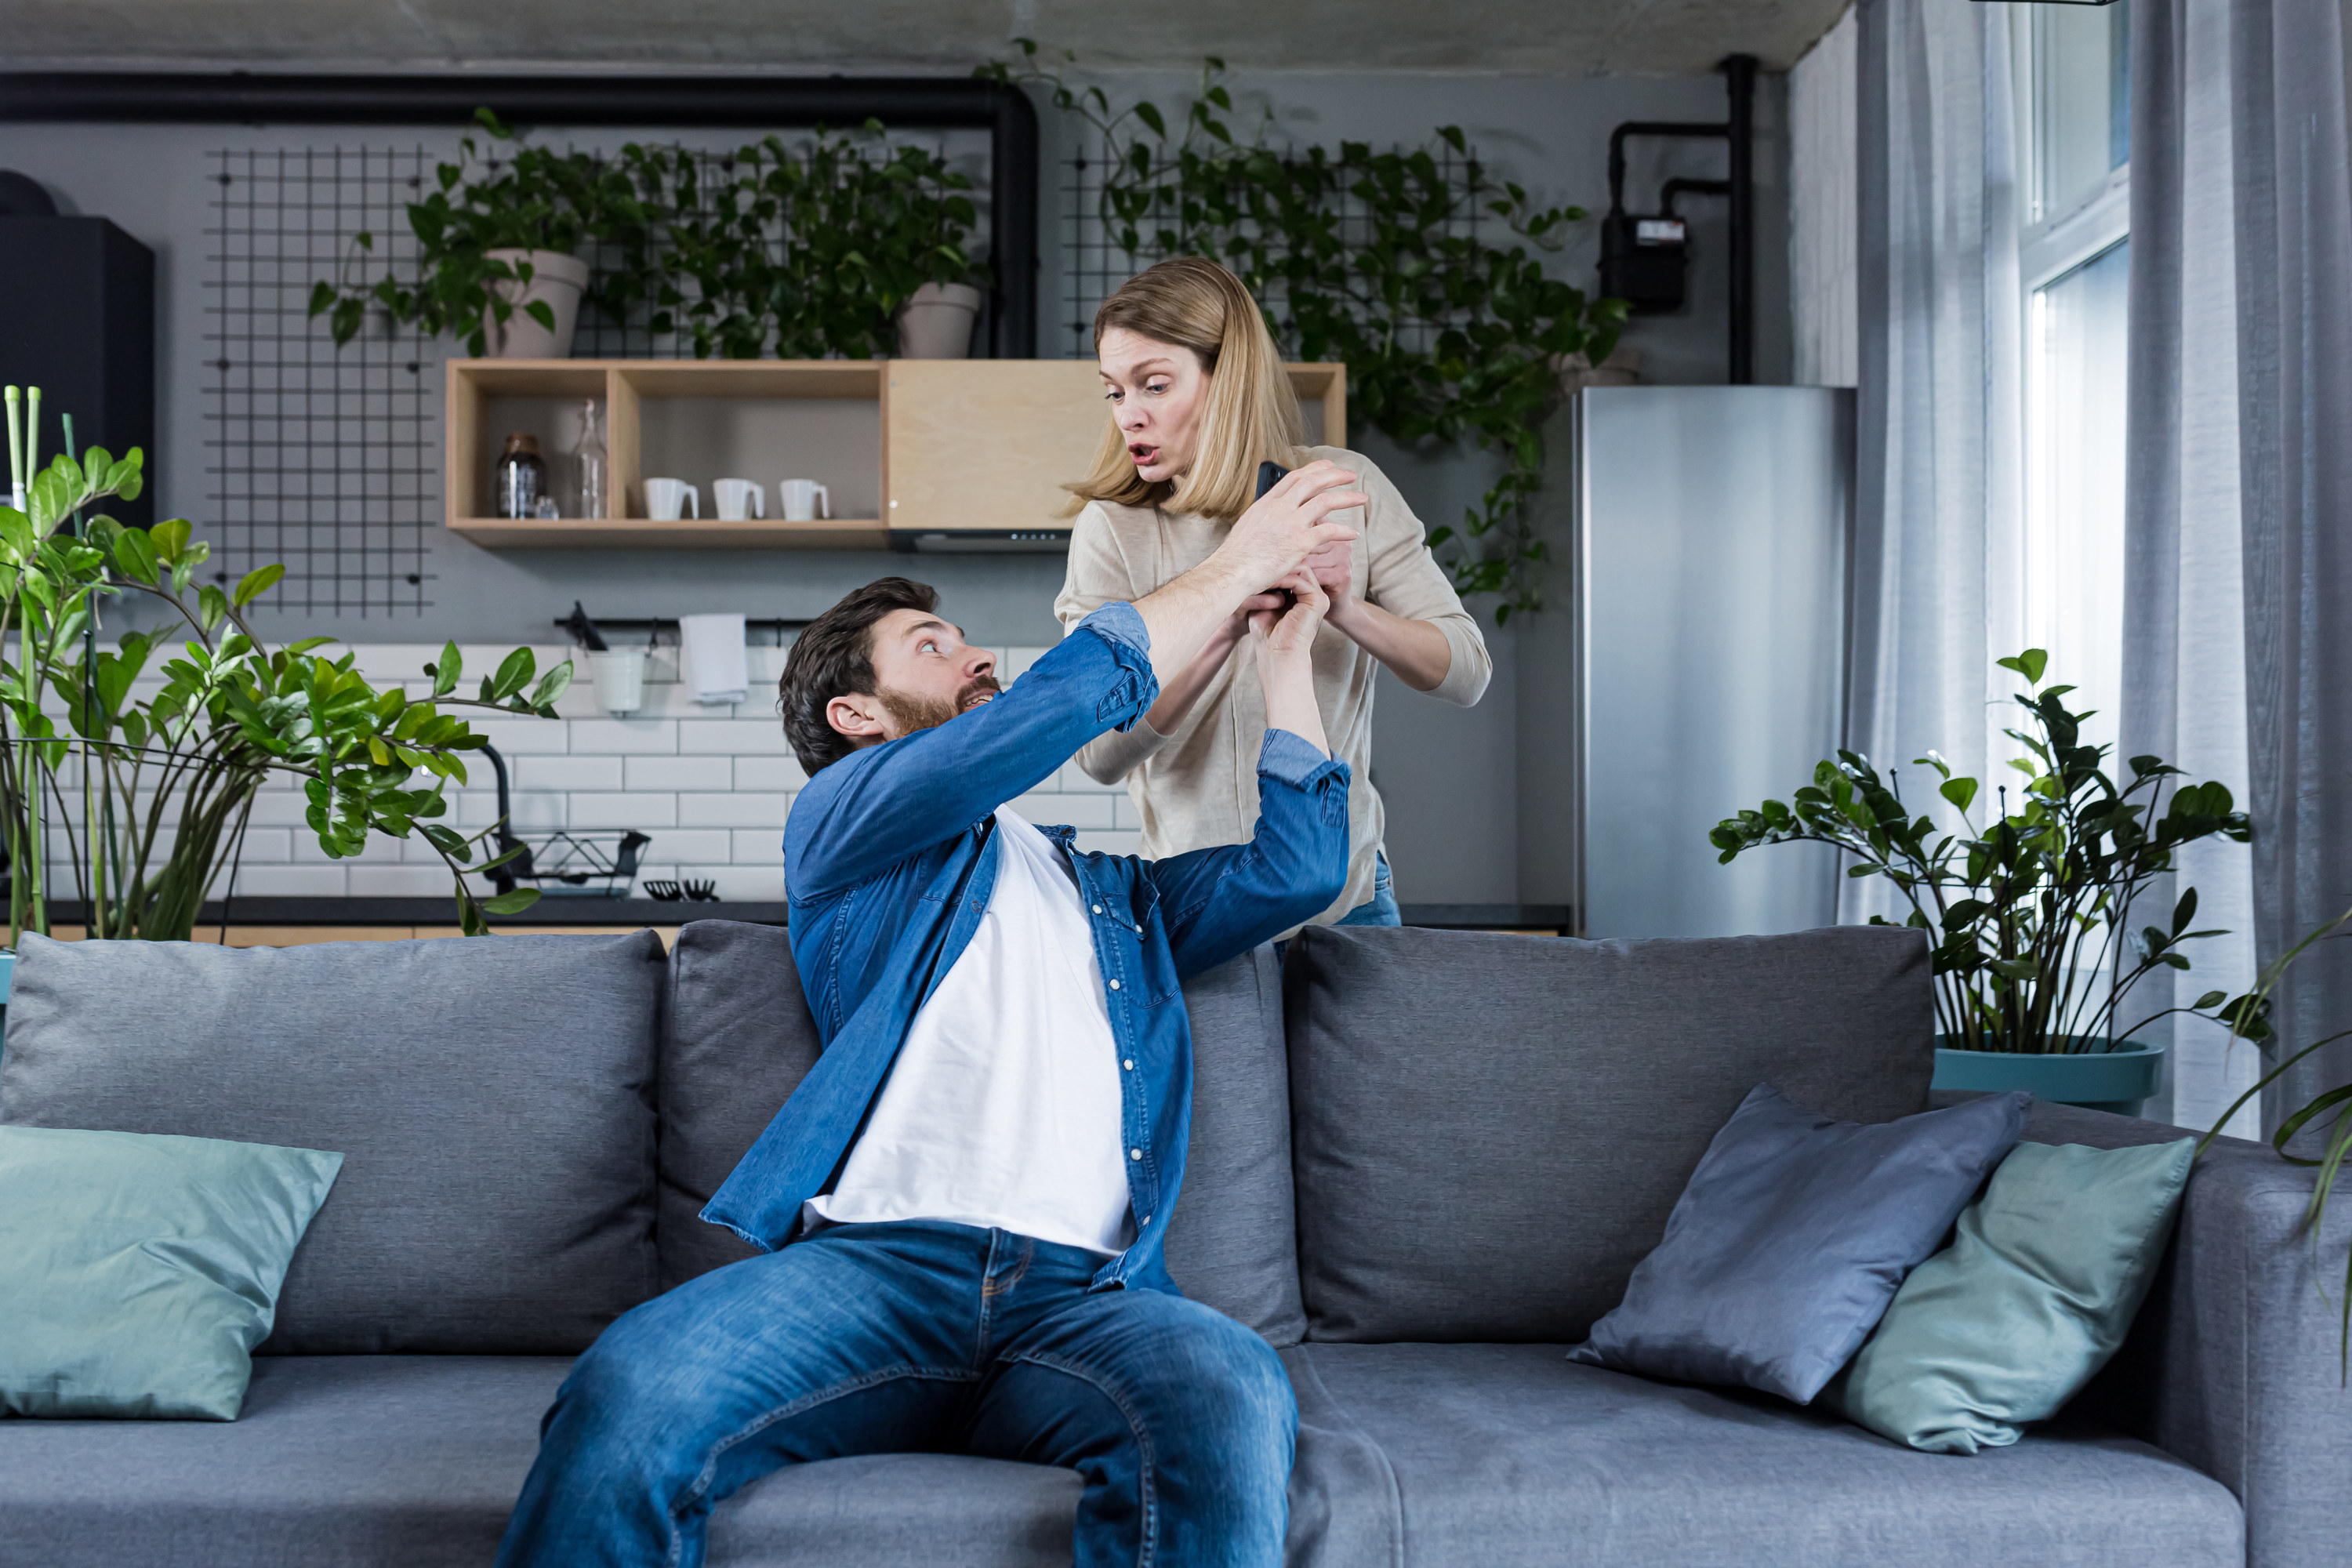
left=1219, top=460, right=1366, bottom=590
left=1251, top=568, right=1331, bottom=757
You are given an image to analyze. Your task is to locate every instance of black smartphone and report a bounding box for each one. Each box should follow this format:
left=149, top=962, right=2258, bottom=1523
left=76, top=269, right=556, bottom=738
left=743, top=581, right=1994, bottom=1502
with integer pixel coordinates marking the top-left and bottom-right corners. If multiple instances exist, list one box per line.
left=1256, top=462, right=1296, bottom=607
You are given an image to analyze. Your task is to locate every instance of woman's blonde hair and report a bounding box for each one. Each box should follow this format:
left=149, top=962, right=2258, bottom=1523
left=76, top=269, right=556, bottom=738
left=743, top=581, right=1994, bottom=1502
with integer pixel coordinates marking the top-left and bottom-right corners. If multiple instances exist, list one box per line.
left=1064, top=256, right=1308, bottom=522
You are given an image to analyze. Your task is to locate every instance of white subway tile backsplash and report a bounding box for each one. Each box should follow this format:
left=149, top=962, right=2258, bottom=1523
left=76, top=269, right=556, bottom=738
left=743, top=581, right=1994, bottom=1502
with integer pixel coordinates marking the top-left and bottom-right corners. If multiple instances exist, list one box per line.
left=666, top=864, right=783, bottom=902
left=731, top=828, right=786, bottom=865
left=519, top=755, right=623, bottom=793
left=231, top=827, right=295, bottom=864
left=231, top=865, right=350, bottom=897
left=245, top=792, right=318, bottom=827
left=645, top=828, right=735, bottom=865
left=569, top=793, right=678, bottom=829
left=570, top=718, right=678, bottom=755
left=140, top=648, right=1171, bottom=908
left=1058, top=760, right=1126, bottom=794
left=677, top=792, right=789, bottom=828
left=733, top=754, right=807, bottom=791
left=681, top=719, right=791, bottom=755
left=467, top=717, right=572, bottom=756
left=1012, top=792, right=1115, bottom=829
left=350, top=864, right=463, bottom=898
left=625, top=755, right=734, bottom=793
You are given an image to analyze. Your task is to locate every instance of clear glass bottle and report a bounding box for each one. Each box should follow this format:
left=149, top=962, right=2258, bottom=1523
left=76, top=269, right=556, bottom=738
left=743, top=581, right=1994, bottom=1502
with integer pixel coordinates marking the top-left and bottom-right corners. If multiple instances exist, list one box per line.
left=494, top=433, right=546, bottom=520
left=572, top=399, right=608, bottom=521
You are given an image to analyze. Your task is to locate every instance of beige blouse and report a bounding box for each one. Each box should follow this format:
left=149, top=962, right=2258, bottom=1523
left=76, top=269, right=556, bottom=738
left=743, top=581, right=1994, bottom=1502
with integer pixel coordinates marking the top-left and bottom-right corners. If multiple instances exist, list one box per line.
left=1054, top=446, right=1492, bottom=929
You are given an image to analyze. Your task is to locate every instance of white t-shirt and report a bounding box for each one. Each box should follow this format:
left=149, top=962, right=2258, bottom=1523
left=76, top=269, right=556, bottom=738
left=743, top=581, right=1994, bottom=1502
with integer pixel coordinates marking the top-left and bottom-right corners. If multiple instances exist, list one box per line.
left=805, top=808, right=1134, bottom=1254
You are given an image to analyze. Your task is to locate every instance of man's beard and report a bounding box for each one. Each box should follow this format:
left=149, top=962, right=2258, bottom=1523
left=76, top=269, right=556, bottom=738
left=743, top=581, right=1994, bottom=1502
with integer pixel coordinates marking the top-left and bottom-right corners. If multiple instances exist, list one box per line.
left=878, top=674, right=1000, bottom=739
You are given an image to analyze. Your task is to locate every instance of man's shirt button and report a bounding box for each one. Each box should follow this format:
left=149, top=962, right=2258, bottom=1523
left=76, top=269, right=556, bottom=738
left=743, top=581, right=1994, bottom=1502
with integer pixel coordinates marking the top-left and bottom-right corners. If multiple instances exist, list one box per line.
left=1108, top=978, right=1120, bottom=991
left=1123, top=1058, right=1135, bottom=1070
left=1092, top=904, right=1103, bottom=914
left=1129, top=1148, right=1143, bottom=1161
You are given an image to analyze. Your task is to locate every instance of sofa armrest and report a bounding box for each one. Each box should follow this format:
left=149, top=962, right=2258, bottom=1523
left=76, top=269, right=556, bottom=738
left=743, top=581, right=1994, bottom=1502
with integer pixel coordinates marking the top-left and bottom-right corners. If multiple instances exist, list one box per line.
left=2021, top=1101, right=2352, bottom=1568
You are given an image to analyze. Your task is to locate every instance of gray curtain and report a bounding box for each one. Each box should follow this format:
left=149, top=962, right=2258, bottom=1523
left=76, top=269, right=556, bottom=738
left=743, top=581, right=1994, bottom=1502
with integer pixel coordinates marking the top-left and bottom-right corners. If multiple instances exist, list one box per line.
left=1850, top=0, right=2024, bottom=927
left=2125, top=0, right=2352, bottom=1131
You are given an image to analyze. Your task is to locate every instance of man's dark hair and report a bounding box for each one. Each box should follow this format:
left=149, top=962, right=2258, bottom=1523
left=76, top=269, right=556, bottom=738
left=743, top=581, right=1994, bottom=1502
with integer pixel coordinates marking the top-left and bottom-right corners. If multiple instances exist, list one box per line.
left=778, top=576, right=940, bottom=775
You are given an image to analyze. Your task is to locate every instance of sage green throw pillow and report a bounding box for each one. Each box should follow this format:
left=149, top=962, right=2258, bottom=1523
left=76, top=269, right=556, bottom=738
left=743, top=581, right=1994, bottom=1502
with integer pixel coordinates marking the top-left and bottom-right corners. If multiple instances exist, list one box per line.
left=1825, top=1137, right=2195, bottom=1454
left=0, top=1125, right=343, bottom=1420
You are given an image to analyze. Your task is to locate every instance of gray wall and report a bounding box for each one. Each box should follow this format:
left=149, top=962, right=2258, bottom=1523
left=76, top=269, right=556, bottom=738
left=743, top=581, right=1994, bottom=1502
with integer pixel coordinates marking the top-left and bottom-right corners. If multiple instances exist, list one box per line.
left=0, top=64, right=1791, bottom=904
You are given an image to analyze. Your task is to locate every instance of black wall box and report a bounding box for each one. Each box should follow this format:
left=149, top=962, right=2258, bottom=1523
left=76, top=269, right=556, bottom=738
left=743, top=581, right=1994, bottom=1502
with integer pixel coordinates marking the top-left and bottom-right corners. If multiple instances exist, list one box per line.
left=0, top=215, right=156, bottom=530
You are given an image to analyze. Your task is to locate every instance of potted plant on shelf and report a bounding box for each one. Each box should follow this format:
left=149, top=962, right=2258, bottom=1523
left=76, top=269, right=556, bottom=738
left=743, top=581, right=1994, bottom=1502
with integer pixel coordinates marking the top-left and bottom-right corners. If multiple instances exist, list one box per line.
left=1711, top=649, right=2255, bottom=1113
left=613, top=122, right=989, bottom=361
left=310, top=109, right=642, bottom=358
left=0, top=430, right=571, bottom=942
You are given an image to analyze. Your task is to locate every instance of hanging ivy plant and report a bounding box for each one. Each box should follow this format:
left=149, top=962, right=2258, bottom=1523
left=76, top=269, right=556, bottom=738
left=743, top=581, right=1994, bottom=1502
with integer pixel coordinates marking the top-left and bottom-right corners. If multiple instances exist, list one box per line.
left=982, top=43, right=1629, bottom=620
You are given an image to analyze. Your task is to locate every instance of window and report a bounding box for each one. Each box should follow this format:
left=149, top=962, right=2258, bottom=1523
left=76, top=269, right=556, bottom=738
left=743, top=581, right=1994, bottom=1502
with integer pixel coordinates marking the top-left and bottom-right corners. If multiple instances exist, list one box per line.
left=2014, top=2, right=2132, bottom=756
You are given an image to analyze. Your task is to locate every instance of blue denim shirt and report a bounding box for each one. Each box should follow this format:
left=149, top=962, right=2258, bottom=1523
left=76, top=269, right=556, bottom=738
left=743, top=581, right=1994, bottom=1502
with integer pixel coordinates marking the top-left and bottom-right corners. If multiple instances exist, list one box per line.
left=703, top=602, right=1352, bottom=1294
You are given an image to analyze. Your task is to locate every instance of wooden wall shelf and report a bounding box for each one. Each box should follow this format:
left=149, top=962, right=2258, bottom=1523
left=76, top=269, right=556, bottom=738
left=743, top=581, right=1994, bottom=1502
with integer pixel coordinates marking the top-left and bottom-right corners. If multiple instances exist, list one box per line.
left=446, top=358, right=1347, bottom=551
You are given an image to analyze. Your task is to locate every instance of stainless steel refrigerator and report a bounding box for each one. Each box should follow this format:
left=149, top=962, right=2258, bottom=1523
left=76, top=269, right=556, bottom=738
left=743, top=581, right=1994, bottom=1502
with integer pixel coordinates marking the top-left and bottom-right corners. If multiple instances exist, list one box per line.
left=1570, top=386, right=1855, bottom=939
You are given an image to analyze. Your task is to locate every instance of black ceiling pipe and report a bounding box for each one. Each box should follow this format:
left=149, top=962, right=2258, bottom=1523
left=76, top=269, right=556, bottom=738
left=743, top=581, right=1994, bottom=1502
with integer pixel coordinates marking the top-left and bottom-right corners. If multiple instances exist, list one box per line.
left=1722, top=54, right=1757, bottom=386
left=0, top=71, right=1040, bottom=359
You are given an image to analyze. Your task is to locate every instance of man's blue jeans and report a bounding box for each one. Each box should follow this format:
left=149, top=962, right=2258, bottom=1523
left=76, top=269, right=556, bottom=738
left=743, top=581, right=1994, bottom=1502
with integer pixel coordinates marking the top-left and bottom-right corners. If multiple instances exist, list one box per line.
left=496, top=1220, right=1296, bottom=1568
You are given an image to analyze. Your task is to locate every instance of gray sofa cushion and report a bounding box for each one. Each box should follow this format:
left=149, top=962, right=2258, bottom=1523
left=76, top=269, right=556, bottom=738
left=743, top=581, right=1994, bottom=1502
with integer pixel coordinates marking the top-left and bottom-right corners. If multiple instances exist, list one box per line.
left=1285, top=1341, right=2242, bottom=1567
left=659, top=921, right=824, bottom=1291
left=1568, top=1085, right=2030, bottom=1403
left=0, top=1354, right=1079, bottom=1568
left=657, top=924, right=1305, bottom=1345
left=0, top=931, right=663, bottom=1355
left=1286, top=925, right=1936, bottom=1344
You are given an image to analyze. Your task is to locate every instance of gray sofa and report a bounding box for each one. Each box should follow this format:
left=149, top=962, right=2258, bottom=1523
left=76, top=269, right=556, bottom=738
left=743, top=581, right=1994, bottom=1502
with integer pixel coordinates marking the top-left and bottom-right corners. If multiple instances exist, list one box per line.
left=0, top=920, right=2342, bottom=1566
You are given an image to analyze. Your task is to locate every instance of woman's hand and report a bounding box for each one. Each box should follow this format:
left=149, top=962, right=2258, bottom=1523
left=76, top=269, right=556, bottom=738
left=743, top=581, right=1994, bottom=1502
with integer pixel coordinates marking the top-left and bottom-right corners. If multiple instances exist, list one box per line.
left=1250, top=568, right=1332, bottom=757
left=1220, top=460, right=1365, bottom=588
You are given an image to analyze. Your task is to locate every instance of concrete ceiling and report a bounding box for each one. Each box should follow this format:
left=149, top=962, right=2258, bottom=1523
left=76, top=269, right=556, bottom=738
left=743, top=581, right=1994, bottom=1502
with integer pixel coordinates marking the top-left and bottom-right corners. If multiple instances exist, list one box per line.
left=2, top=1, right=1847, bottom=77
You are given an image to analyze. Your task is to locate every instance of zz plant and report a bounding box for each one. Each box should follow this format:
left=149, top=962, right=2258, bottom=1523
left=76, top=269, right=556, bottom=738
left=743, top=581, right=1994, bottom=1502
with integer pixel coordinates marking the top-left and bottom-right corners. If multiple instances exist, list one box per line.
left=1, top=437, right=569, bottom=941
left=982, top=44, right=1629, bottom=620
left=1711, top=649, right=2257, bottom=1054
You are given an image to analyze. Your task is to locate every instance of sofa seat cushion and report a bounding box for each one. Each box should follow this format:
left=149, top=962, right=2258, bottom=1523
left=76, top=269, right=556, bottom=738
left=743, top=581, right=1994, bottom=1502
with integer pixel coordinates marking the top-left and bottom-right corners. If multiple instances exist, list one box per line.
left=1283, top=1342, right=2243, bottom=1568
left=0, top=1354, right=1080, bottom=1568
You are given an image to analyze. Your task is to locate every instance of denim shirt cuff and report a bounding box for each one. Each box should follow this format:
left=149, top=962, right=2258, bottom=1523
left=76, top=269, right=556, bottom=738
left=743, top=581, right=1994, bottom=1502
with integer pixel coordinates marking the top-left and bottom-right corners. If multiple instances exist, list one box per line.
left=1258, top=727, right=1334, bottom=786
left=1076, top=601, right=1151, bottom=658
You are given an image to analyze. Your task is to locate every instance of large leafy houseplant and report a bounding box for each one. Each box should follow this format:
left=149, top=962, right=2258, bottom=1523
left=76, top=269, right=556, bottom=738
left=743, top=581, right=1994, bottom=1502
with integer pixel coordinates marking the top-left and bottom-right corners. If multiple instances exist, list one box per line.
left=311, top=111, right=985, bottom=362
left=1711, top=650, right=2256, bottom=1054
left=1, top=437, right=571, bottom=941
left=982, top=43, right=1630, bottom=620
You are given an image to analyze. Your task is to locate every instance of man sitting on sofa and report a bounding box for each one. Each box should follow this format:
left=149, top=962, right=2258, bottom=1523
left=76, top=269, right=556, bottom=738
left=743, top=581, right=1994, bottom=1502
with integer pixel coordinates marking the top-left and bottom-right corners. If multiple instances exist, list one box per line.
left=496, top=463, right=1367, bottom=1568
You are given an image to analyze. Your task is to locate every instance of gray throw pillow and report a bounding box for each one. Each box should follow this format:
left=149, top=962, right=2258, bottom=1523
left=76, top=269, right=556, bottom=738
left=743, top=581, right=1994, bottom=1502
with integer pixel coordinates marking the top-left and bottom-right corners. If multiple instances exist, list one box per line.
left=1568, top=1083, right=2029, bottom=1404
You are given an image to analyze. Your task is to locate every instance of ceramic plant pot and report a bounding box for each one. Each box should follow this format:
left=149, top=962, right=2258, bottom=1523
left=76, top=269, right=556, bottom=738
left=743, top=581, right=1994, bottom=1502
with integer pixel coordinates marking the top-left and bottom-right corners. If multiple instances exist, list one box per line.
left=895, top=281, right=983, bottom=360
left=1930, top=1036, right=2167, bottom=1117
left=482, top=249, right=590, bottom=359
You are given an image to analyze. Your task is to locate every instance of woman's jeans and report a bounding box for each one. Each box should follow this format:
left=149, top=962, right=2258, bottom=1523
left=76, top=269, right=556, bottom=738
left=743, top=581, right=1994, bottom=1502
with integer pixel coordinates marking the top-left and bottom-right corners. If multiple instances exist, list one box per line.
left=1334, top=852, right=1400, bottom=927
left=495, top=1219, right=1296, bottom=1568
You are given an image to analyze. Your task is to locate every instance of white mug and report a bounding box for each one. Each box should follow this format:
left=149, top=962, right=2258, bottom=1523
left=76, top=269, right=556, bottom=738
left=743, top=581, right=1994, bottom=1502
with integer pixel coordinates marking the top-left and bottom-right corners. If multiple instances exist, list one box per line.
left=779, top=479, right=830, bottom=522
left=713, top=478, right=766, bottom=521
left=644, top=477, right=699, bottom=521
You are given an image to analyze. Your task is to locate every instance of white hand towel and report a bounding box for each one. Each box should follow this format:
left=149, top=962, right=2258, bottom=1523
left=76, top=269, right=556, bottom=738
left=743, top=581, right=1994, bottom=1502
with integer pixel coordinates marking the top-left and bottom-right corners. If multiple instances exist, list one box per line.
left=679, top=613, right=749, bottom=706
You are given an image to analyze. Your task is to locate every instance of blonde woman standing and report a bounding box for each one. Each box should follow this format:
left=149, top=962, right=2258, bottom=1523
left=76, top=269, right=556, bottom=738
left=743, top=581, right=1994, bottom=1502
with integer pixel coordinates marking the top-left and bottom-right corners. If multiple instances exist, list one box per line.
left=1055, top=256, right=1493, bottom=931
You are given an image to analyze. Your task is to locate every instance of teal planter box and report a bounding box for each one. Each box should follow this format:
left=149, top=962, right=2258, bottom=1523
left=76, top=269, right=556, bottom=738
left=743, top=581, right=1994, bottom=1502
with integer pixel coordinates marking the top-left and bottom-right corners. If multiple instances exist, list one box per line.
left=1931, top=1037, right=2165, bottom=1117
